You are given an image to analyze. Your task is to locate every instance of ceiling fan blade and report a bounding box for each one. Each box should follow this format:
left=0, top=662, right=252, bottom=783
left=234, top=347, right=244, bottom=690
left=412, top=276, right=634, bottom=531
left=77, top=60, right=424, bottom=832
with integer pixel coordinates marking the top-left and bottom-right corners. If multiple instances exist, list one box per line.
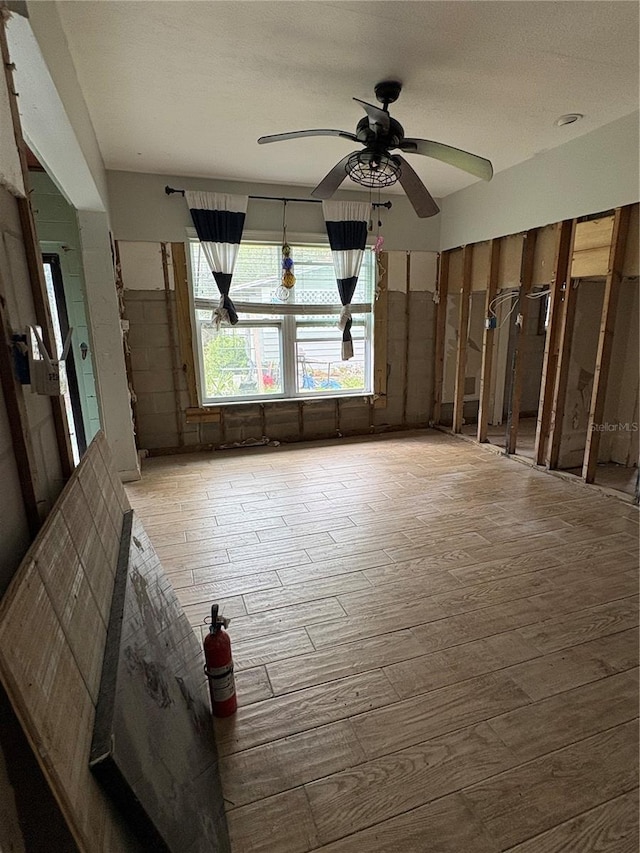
left=310, top=154, right=351, bottom=199
left=395, top=155, right=440, bottom=218
left=353, top=98, right=390, bottom=133
left=258, top=129, right=358, bottom=144
left=400, top=138, right=493, bottom=181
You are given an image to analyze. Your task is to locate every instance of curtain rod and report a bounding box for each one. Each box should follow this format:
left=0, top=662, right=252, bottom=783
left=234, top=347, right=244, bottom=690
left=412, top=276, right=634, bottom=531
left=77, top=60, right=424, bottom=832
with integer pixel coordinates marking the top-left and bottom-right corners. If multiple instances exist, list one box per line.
left=164, top=185, right=392, bottom=209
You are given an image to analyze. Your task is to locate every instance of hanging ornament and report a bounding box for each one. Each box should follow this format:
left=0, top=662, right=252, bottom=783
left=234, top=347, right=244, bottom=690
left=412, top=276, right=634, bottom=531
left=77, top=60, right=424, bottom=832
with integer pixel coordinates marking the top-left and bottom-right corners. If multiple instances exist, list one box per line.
left=282, top=243, right=296, bottom=289
left=281, top=199, right=295, bottom=290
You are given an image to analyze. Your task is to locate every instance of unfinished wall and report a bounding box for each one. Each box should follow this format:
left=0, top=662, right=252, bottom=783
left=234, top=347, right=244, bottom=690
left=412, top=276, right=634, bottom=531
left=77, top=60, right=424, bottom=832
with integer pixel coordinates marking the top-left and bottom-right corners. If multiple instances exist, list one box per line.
left=557, top=281, right=605, bottom=469
left=600, top=277, right=639, bottom=465
left=118, top=243, right=437, bottom=452
left=0, top=433, right=141, bottom=852
left=0, top=185, right=65, bottom=590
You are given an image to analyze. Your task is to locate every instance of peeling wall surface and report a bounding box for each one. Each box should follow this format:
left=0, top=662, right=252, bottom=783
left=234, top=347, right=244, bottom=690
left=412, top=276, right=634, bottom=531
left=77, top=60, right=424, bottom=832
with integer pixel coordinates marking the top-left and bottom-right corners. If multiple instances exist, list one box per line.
left=118, top=243, right=437, bottom=451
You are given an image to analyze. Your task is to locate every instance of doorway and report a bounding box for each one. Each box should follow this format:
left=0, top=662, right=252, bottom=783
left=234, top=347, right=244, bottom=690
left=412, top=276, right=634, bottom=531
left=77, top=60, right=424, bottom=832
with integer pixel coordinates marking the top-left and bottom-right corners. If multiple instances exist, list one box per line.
left=42, top=253, right=85, bottom=463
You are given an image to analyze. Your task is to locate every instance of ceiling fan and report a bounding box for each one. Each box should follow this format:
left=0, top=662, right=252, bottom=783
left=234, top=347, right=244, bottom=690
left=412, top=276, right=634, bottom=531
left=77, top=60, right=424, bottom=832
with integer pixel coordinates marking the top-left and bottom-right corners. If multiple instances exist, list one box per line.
left=257, top=80, right=493, bottom=218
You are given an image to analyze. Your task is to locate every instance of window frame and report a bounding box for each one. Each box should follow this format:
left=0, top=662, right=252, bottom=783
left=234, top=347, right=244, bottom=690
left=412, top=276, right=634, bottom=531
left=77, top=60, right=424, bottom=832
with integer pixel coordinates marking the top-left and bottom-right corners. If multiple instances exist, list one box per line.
left=187, top=236, right=375, bottom=406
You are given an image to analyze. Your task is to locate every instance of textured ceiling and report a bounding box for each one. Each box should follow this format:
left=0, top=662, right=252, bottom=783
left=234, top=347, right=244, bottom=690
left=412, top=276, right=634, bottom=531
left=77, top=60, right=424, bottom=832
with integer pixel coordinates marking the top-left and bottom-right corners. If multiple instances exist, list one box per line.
left=56, top=0, right=639, bottom=198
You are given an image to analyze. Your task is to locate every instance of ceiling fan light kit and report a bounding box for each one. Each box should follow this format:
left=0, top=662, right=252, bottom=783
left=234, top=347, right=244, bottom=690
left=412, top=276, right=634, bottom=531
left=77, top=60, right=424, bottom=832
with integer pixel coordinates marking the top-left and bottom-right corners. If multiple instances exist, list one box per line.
left=257, top=80, right=494, bottom=218
left=345, top=150, right=401, bottom=189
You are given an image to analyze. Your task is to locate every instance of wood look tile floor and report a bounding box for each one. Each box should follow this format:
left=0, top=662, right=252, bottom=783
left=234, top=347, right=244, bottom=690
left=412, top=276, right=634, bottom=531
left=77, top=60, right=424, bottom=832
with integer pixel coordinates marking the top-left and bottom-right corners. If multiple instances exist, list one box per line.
left=126, top=430, right=639, bottom=853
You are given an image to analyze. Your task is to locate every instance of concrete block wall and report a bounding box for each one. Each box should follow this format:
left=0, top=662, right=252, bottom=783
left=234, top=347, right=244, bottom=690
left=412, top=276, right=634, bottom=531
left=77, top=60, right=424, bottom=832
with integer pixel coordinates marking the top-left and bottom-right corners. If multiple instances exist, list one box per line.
left=119, top=242, right=438, bottom=452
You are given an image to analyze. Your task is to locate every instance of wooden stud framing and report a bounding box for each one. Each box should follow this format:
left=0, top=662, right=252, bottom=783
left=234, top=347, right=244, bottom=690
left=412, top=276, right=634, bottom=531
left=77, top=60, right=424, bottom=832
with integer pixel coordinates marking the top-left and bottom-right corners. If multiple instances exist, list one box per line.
left=113, top=240, right=139, bottom=443
left=506, top=229, right=538, bottom=454
left=0, top=284, right=41, bottom=535
left=432, top=252, right=450, bottom=424
left=477, top=239, right=501, bottom=442
left=547, top=223, right=580, bottom=469
left=373, top=252, right=388, bottom=408
left=582, top=206, right=631, bottom=482
left=160, top=243, right=184, bottom=446
left=1, top=23, right=74, bottom=480
left=171, top=242, right=199, bottom=408
left=534, top=220, right=573, bottom=465
left=402, top=253, right=411, bottom=425
left=452, top=246, right=473, bottom=433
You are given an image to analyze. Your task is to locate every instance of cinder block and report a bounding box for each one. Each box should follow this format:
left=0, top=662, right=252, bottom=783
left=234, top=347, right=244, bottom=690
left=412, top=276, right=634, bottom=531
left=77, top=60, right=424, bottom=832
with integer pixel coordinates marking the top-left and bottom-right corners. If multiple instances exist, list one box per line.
left=144, top=347, right=174, bottom=373
left=132, top=370, right=174, bottom=394
left=143, top=301, right=170, bottom=325
left=123, top=299, right=145, bottom=324
left=129, top=348, right=149, bottom=372
left=152, top=390, right=179, bottom=414
left=128, top=323, right=170, bottom=350
left=134, top=392, right=156, bottom=416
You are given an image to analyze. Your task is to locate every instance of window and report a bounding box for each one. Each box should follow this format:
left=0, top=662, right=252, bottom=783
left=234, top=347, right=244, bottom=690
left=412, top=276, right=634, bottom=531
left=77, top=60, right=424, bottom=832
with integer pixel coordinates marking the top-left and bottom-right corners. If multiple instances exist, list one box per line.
left=189, top=241, right=374, bottom=404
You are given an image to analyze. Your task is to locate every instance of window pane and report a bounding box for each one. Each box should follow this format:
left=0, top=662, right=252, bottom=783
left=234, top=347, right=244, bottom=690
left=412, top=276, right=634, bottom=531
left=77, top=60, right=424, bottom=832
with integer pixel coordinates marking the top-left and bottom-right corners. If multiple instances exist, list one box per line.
left=199, top=320, right=282, bottom=399
left=191, top=241, right=374, bottom=307
left=296, top=337, right=367, bottom=394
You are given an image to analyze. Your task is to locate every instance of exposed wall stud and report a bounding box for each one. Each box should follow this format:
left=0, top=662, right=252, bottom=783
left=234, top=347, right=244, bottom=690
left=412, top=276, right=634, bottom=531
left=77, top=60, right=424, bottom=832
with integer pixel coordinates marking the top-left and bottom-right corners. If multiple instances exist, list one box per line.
left=432, top=252, right=450, bottom=425
left=582, top=206, right=631, bottom=482
left=0, top=282, right=41, bottom=534
left=114, top=240, right=139, bottom=444
left=373, top=252, right=388, bottom=409
left=547, top=224, right=580, bottom=468
left=402, top=252, right=411, bottom=425
left=170, top=242, right=199, bottom=408
left=160, top=243, right=184, bottom=446
left=506, top=229, right=538, bottom=454
left=477, top=239, right=501, bottom=442
left=534, top=220, right=573, bottom=465
left=452, top=246, right=473, bottom=433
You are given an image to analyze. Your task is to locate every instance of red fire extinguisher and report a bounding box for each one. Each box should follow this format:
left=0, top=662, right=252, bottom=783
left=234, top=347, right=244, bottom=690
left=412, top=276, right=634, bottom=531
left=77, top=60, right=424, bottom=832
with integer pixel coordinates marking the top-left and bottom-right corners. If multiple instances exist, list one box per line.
left=203, top=603, right=237, bottom=718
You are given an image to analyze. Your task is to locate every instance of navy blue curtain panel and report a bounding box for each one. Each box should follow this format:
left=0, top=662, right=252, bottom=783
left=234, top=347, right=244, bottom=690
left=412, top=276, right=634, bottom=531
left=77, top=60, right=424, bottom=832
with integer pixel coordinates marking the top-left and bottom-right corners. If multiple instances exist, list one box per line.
left=185, top=191, right=248, bottom=326
left=322, top=201, right=370, bottom=360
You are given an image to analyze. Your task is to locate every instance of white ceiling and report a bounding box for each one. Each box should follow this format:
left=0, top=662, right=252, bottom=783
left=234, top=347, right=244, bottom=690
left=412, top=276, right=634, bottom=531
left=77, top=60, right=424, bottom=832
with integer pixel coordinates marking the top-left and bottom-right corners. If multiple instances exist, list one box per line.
left=55, top=0, right=639, bottom=199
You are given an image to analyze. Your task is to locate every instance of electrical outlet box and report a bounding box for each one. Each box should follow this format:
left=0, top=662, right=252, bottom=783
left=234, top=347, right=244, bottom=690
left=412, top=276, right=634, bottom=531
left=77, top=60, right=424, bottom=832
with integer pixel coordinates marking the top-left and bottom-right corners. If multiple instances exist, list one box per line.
left=27, top=325, right=72, bottom=396
left=485, top=316, right=497, bottom=330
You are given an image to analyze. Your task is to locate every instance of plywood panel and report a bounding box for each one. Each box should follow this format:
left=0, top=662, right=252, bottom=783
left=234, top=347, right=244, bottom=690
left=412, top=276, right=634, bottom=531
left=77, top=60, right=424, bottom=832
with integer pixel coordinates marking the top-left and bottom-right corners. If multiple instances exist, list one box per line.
left=0, top=434, right=140, bottom=852
left=573, top=216, right=615, bottom=253
left=571, top=215, right=615, bottom=278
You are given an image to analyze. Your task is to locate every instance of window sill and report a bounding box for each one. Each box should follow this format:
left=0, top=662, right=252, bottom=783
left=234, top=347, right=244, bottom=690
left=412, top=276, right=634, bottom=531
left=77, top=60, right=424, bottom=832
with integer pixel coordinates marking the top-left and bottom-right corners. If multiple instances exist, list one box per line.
left=186, top=393, right=376, bottom=420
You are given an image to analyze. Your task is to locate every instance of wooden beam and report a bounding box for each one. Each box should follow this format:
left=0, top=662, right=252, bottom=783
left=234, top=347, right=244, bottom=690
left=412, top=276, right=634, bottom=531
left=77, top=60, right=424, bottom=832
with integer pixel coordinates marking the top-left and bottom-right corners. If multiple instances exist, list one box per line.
left=477, top=239, right=501, bottom=442
left=506, top=229, right=538, bottom=454
left=113, top=240, right=139, bottom=444
left=0, top=284, right=42, bottom=535
left=547, top=223, right=580, bottom=469
left=534, top=220, right=573, bottom=465
left=402, top=253, right=411, bottom=425
left=161, top=243, right=184, bottom=446
left=452, top=245, right=473, bottom=433
left=432, top=252, right=450, bottom=425
left=1, top=23, right=74, bottom=480
left=373, top=252, right=388, bottom=408
left=171, top=242, right=199, bottom=408
left=582, top=206, right=631, bottom=483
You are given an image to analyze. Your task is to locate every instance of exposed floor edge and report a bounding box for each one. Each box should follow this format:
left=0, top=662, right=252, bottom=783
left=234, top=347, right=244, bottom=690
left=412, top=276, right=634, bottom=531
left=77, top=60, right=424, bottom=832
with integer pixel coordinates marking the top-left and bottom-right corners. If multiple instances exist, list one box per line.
left=433, top=424, right=638, bottom=507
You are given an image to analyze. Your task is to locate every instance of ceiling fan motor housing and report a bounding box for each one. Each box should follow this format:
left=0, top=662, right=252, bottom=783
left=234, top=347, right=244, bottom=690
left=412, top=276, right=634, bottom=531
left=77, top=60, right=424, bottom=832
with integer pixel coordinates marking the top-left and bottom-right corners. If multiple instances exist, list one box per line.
left=355, top=116, right=405, bottom=149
